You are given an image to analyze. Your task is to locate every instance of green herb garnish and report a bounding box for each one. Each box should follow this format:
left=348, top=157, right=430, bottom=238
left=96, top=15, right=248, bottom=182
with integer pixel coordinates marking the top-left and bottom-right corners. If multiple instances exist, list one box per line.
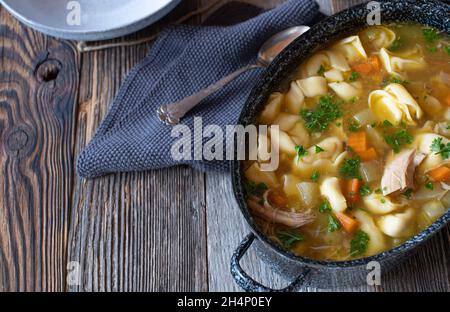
left=319, top=201, right=332, bottom=213
left=382, top=76, right=409, bottom=87
left=350, top=230, right=370, bottom=257
left=339, top=157, right=361, bottom=180
left=444, top=46, right=450, bottom=56
left=301, top=96, right=343, bottom=133
left=277, top=230, right=305, bottom=248
left=380, top=198, right=386, bottom=204
left=327, top=215, right=341, bottom=233
left=389, top=38, right=402, bottom=51
left=429, top=46, right=438, bottom=53
left=430, top=137, right=450, bottom=160
left=349, top=71, right=359, bottom=82
left=422, top=28, right=440, bottom=44
left=317, top=64, right=326, bottom=75
left=315, top=145, right=325, bottom=153
left=310, top=171, right=320, bottom=183
left=401, top=188, right=413, bottom=199
left=359, top=184, right=372, bottom=196
left=425, top=181, right=434, bottom=190
left=374, top=188, right=382, bottom=194
left=243, top=181, right=268, bottom=198
left=349, top=96, right=359, bottom=104
left=381, top=120, right=393, bottom=128
left=384, top=129, right=413, bottom=153
left=348, top=119, right=361, bottom=132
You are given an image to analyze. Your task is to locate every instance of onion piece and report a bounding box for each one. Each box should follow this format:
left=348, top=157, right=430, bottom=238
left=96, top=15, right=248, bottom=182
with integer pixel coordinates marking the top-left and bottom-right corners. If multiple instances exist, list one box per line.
left=353, top=109, right=376, bottom=126
left=297, top=182, right=320, bottom=208
left=360, top=160, right=382, bottom=183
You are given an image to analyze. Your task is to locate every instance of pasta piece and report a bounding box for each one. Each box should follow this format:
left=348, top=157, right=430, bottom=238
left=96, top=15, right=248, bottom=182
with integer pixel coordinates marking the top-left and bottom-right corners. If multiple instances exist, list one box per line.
left=324, top=50, right=351, bottom=72
left=324, top=68, right=344, bottom=82
left=298, top=76, right=328, bottom=97
left=332, top=35, right=367, bottom=63
left=245, top=162, right=278, bottom=187
left=379, top=47, right=425, bottom=78
left=368, top=83, right=423, bottom=125
left=320, top=177, right=347, bottom=213
left=361, top=26, right=396, bottom=49
left=259, top=92, right=283, bottom=124
left=363, top=193, right=404, bottom=214
left=420, top=95, right=442, bottom=116
left=288, top=122, right=310, bottom=147
left=297, top=182, right=320, bottom=208
left=269, top=126, right=296, bottom=156
left=272, top=112, right=301, bottom=132
left=285, top=81, right=305, bottom=114
left=377, top=209, right=415, bottom=238
left=304, top=53, right=329, bottom=77
left=353, top=210, right=386, bottom=256
left=329, top=81, right=362, bottom=101
left=257, top=132, right=271, bottom=162
left=413, top=133, right=450, bottom=173
left=301, top=136, right=343, bottom=164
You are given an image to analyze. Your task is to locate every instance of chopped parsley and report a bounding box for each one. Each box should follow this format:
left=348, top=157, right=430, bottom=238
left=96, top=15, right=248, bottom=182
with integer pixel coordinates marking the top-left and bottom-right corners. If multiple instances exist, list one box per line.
left=348, top=119, right=361, bottom=132
left=374, top=188, right=382, bottom=194
left=389, top=38, right=402, bottom=51
left=429, top=46, right=438, bottom=53
left=381, top=120, right=393, bottom=128
left=425, top=181, right=434, bottom=190
left=319, top=201, right=332, bottom=213
left=350, top=230, right=370, bottom=257
left=315, top=145, right=325, bottom=153
left=382, top=76, right=409, bottom=87
left=444, top=46, right=450, bottom=56
left=339, top=157, right=361, bottom=180
left=384, top=129, right=413, bottom=153
left=243, top=181, right=268, bottom=198
left=401, top=188, right=413, bottom=199
left=422, top=28, right=440, bottom=44
left=349, top=71, right=359, bottom=82
left=380, top=198, right=386, bottom=204
left=359, top=184, right=372, bottom=196
left=277, top=230, right=305, bottom=248
left=327, top=215, right=341, bottom=233
left=295, top=145, right=308, bottom=163
left=317, top=64, right=326, bottom=75
left=349, top=96, right=359, bottom=104
left=310, top=171, right=320, bottom=183
left=430, top=137, right=450, bottom=160
left=301, top=96, right=343, bottom=133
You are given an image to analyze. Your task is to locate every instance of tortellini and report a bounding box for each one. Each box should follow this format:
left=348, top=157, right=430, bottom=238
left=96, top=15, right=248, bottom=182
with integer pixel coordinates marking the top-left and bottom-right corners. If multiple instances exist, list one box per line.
left=361, top=26, right=396, bottom=49
left=329, top=81, right=362, bottom=101
left=353, top=210, right=387, bottom=256
left=319, top=177, right=347, bottom=212
left=368, top=83, right=423, bottom=125
left=245, top=162, right=278, bottom=188
left=332, top=35, right=368, bottom=63
left=259, top=92, right=283, bottom=124
left=379, top=46, right=425, bottom=78
left=285, top=81, right=305, bottom=114
left=363, top=193, right=404, bottom=214
left=377, top=208, right=415, bottom=238
left=297, top=76, right=328, bottom=97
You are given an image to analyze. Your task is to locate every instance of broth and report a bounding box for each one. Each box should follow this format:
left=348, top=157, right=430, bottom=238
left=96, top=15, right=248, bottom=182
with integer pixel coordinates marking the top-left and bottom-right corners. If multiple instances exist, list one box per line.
left=243, top=23, right=450, bottom=261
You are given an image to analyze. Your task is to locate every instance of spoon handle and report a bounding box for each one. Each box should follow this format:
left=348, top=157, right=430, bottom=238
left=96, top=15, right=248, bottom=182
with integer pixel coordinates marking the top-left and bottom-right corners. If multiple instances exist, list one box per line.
left=157, top=64, right=262, bottom=125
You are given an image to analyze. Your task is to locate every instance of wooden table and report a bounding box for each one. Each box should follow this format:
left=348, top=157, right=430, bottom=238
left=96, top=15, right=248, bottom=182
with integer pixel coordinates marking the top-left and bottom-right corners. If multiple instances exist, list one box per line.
left=0, top=0, right=448, bottom=292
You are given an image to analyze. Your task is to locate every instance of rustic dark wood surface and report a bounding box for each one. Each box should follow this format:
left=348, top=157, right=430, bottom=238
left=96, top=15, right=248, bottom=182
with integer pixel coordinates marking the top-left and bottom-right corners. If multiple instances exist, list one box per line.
left=0, top=0, right=448, bottom=292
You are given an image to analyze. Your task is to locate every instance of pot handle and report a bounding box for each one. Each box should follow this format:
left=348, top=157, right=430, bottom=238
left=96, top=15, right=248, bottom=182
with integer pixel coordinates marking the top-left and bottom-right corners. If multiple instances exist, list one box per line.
left=230, top=233, right=310, bottom=292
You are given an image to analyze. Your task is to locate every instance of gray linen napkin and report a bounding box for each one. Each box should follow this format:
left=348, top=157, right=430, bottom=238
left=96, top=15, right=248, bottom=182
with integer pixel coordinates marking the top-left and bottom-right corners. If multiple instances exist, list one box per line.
left=77, top=0, right=321, bottom=178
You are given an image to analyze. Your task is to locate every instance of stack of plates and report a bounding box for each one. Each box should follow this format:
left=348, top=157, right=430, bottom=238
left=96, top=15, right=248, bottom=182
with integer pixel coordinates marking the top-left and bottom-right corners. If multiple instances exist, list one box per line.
left=0, top=0, right=182, bottom=40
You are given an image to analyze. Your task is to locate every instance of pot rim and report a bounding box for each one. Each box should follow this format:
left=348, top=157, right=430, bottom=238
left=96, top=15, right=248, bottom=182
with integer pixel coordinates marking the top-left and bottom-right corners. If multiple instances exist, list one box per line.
left=231, top=0, right=450, bottom=268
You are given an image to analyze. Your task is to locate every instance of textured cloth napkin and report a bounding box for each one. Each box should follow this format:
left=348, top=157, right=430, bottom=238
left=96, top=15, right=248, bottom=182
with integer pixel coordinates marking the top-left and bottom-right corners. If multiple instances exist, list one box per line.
left=77, top=0, right=321, bottom=178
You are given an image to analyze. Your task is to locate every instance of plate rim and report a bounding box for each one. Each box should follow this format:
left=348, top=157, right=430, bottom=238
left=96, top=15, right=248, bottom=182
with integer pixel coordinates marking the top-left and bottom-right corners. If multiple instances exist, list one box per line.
left=0, top=0, right=182, bottom=41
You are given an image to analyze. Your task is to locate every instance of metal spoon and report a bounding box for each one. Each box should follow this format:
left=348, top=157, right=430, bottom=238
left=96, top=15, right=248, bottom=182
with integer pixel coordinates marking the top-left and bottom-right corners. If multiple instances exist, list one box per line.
left=157, top=25, right=310, bottom=125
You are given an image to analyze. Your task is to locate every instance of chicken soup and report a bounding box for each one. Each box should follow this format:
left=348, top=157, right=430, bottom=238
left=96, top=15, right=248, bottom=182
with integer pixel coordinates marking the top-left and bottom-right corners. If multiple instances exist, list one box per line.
left=243, top=24, right=450, bottom=261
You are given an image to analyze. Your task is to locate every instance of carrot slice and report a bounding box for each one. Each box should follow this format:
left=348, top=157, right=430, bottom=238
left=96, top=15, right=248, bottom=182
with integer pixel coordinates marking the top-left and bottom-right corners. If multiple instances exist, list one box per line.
left=357, top=147, right=377, bottom=161
left=352, top=62, right=372, bottom=74
left=348, top=131, right=368, bottom=154
left=268, top=191, right=288, bottom=208
left=427, top=166, right=450, bottom=182
left=346, top=178, right=360, bottom=205
left=445, top=94, right=450, bottom=107
left=334, top=212, right=359, bottom=234
left=368, top=55, right=381, bottom=71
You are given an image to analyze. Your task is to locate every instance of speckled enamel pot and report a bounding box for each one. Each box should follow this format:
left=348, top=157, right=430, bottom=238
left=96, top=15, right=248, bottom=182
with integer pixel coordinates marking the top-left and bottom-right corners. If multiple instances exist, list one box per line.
left=230, top=0, right=450, bottom=292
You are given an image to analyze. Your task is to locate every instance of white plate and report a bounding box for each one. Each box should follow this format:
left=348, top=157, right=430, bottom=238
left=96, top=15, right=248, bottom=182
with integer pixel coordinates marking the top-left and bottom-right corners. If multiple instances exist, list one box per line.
left=0, top=0, right=181, bottom=41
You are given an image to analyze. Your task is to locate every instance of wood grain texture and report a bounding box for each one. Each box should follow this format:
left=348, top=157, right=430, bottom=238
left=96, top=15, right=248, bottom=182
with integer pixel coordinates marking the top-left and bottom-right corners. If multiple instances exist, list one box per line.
left=0, top=6, right=79, bottom=291
left=66, top=0, right=208, bottom=292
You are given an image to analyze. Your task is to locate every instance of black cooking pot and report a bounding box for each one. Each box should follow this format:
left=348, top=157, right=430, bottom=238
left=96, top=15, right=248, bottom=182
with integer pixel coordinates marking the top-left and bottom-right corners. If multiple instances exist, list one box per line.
left=230, top=0, right=450, bottom=292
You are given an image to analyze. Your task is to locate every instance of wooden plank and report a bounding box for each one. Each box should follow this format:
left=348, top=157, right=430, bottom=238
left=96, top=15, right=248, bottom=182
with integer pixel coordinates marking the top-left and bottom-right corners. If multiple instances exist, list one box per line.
left=0, top=7, right=79, bottom=291
left=67, top=0, right=208, bottom=291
